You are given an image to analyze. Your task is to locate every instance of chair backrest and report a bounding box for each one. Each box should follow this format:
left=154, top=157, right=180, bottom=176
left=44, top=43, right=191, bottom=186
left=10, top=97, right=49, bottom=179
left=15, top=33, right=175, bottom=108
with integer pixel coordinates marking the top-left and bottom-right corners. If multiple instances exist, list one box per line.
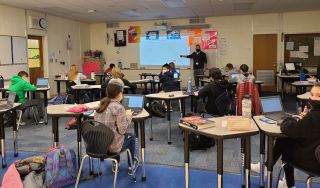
left=236, top=82, right=261, bottom=115
left=66, top=80, right=76, bottom=94
left=81, top=120, right=115, bottom=157
left=215, top=91, right=231, bottom=116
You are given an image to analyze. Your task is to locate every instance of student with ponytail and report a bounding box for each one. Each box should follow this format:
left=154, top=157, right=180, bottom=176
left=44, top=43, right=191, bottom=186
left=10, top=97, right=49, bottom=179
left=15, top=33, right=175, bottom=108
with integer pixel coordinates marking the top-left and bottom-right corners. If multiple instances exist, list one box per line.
left=94, top=82, right=137, bottom=174
left=237, top=64, right=255, bottom=84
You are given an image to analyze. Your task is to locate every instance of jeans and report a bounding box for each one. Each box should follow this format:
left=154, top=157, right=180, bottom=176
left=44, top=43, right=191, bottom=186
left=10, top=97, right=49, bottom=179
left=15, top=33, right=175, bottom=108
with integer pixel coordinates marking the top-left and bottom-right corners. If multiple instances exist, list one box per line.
left=114, top=133, right=135, bottom=167
left=194, top=69, right=204, bottom=87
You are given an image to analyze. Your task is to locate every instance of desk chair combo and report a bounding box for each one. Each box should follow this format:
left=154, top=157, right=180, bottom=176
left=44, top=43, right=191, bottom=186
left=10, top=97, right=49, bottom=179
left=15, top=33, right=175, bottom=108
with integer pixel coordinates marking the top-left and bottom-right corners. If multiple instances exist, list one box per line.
left=75, top=120, right=137, bottom=188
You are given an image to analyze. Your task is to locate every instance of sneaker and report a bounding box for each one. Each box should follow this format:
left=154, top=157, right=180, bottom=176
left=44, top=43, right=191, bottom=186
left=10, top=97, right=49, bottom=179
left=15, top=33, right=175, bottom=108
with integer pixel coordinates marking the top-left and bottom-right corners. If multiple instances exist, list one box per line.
left=251, top=162, right=267, bottom=176
left=112, top=161, right=119, bottom=173
left=128, top=157, right=140, bottom=176
left=19, top=121, right=26, bottom=126
left=278, top=176, right=296, bottom=188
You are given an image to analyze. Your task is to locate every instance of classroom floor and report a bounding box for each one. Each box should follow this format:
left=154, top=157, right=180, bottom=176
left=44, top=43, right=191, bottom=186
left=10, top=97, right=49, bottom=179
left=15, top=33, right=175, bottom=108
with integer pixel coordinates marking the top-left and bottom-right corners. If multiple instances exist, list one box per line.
left=0, top=92, right=318, bottom=186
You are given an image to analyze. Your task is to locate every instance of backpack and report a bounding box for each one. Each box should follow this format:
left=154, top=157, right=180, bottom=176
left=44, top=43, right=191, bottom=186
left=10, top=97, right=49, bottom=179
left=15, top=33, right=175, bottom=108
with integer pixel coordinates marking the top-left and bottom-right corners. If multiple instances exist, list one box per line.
left=188, top=133, right=215, bottom=151
left=48, top=95, right=67, bottom=105
left=215, top=91, right=231, bottom=116
left=44, top=146, right=77, bottom=188
left=145, top=100, right=166, bottom=118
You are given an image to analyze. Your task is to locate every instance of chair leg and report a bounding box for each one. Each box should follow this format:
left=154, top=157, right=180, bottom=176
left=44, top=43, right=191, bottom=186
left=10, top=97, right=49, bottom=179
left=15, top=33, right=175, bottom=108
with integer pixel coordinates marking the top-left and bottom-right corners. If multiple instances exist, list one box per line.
left=110, top=158, right=119, bottom=188
left=306, top=176, right=312, bottom=188
left=98, top=158, right=102, bottom=176
left=75, top=155, right=89, bottom=188
left=31, top=107, right=39, bottom=125
left=276, top=163, right=286, bottom=188
left=16, top=110, right=22, bottom=131
left=150, top=117, right=153, bottom=141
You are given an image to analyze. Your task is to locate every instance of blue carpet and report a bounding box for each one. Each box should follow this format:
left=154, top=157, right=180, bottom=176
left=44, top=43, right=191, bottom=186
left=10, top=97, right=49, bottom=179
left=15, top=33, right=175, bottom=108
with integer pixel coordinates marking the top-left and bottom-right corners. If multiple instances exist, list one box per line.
left=0, top=151, right=319, bottom=188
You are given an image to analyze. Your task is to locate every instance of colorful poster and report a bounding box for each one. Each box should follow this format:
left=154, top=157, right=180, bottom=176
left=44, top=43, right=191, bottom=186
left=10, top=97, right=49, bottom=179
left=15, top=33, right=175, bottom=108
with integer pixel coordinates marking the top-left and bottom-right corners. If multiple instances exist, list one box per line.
left=201, top=30, right=217, bottom=49
left=128, top=26, right=141, bottom=43
left=146, top=31, right=159, bottom=40
left=187, top=29, right=202, bottom=46
left=167, top=30, right=181, bottom=39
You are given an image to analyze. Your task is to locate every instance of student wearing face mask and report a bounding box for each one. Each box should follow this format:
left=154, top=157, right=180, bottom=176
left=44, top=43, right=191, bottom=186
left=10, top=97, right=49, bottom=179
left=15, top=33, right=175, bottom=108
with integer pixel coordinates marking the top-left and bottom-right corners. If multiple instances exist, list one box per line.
left=251, top=83, right=320, bottom=188
left=159, top=63, right=179, bottom=92
left=180, top=44, right=208, bottom=88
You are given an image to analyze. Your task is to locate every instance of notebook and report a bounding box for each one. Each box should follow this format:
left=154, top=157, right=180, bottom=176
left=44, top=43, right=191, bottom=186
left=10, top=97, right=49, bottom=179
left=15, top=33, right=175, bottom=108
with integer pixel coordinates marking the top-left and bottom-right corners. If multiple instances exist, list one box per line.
left=0, top=93, right=16, bottom=110
left=260, top=95, right=291, bottom=124
left=122, top=95, right=144, bottom=115
left=36, top=78, right=49, bottom=88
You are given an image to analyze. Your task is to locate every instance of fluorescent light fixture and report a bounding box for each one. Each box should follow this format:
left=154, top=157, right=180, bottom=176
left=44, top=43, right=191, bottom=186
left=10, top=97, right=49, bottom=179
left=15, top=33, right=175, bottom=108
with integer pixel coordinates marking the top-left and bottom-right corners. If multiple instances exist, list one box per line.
left=88, top=9, right=96, bottom=13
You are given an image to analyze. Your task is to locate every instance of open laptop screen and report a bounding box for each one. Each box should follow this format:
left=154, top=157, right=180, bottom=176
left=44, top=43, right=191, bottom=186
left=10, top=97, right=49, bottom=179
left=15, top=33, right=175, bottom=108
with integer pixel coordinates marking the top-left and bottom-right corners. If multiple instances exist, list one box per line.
left=260, top=96, right=283, bottom=113
left=7, top=93, right=16, bottom=105
left=36, top=78, right=48, bottom=86
left=123, top=95, right=144, bottom=109
left=174, top=72, right=179, bottom=79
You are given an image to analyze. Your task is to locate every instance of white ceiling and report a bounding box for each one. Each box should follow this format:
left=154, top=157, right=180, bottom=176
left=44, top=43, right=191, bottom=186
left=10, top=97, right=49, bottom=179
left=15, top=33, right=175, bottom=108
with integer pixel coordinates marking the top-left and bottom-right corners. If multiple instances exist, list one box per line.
left=1, top=0, right=320, bottom=23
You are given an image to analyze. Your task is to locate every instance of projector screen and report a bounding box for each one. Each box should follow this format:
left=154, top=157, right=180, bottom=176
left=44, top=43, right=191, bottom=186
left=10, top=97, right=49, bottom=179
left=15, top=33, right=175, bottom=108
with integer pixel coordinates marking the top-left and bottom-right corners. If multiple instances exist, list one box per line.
left=140, top=36, right=190, bottom=66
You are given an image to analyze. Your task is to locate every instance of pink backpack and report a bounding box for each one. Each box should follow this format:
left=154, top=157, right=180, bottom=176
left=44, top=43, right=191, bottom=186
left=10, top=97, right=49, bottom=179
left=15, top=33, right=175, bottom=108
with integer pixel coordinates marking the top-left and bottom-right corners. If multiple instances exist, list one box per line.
left=2, top=162, right=23, bottom=188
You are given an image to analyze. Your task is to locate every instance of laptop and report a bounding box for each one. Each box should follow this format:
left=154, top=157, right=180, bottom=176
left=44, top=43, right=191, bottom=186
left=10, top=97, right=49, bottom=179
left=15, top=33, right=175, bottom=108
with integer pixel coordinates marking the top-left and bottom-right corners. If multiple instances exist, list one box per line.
left=260, top=95, right=291, bottom=124
left=122, top=95, right=144, bottom=115
left=174, top=72, right=179, bottom=80
left=229, top=73, right=239, bottom=82
left=36, top=78, right=49, bottom=88
left=0, top=93, right=16, bottom=110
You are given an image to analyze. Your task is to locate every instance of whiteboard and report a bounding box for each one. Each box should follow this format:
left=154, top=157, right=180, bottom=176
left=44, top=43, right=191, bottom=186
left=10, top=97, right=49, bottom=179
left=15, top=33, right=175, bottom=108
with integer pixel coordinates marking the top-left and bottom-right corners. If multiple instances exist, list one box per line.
left=12, top=36, right=27, bottom=64
left=0, top=64, right=28, bottom=80
left=0, top=35, right=13, bottom=65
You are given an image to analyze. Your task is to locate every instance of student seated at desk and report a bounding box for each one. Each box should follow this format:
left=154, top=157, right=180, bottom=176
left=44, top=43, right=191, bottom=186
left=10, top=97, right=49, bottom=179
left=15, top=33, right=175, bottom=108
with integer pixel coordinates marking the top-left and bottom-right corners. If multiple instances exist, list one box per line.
left=252, top=83, right=320, bottom=188
left=159, top=63, right=179, bottom=92
left=104, top=63, right=115, bottom=79
left=68, top=64, right=87, bottom=85
left=103, top=68, right=137, bottom=94
left=224, top=63, right=239, bottom=76
left=198, top=68, right=229, bottom=115
left=9, top=71, right=42, bottom=124
left=237, top=64, right=255, bottom=84
left=94, top=82, right=137, bottom=174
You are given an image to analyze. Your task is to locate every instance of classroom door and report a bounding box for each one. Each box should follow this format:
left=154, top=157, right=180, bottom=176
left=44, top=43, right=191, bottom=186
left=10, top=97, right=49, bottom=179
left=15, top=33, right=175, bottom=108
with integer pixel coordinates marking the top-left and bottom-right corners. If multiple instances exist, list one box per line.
left=253, top=34, right=277, bottom=92
left=28, top=35, right=44, bottom=84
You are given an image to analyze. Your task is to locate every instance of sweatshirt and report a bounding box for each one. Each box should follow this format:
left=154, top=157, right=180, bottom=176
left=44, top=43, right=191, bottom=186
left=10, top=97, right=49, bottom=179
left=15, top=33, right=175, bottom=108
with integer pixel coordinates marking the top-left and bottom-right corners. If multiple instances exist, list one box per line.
left=8, top=76, right=36, bottom=104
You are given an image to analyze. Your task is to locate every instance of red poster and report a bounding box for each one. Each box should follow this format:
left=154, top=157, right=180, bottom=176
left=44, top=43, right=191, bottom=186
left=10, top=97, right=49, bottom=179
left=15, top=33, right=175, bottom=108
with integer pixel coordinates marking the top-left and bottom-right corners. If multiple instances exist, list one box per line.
left=128, top=26, right=141, bottom=43
left=201, top=30, right=217, bottom=49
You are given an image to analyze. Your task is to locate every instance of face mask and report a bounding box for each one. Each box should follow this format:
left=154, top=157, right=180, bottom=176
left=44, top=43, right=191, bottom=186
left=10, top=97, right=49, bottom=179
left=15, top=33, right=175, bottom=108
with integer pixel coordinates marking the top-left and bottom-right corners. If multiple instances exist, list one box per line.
left=310, top=99, right=320, bottom=110
left=162, top=70, right=167, bottom=73
left=196, top=49, right=200, bottom=52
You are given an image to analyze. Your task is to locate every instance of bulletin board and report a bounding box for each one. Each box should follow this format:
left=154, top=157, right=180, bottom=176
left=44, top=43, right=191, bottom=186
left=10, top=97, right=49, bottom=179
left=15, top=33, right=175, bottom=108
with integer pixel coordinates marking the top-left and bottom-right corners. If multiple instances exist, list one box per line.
left=284, top=33, right=320, bottom=65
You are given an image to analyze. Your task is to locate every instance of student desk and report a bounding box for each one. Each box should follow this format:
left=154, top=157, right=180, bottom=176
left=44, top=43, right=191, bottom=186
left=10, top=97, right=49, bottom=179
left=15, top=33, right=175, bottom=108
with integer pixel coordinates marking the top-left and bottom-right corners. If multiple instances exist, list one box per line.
left=196, top=75, right=210, bottom=87
left=291, top=81, right=314, bottom=95
left=71, top=85, right=101, bottom=104
left=84, top=101, right=150, bottom=181
left=54, top=78, right=69, bottom=95
left=297, top=92, right=310, bottom=110
left=145, top=91, right=189, bottom=144
left=200, top=79, right=264, bottom=95
left=180, top=116, right=259, bottom=188
left=140, top=73, right=159, bottom=80
left=47, top=104, right=84, bottom=167
left=1, top=86, right=50, bottom=124
left=94, top=73, right=105, bottom=85
left=81, top=79, right=97, bottom=85
left=0, top=103, right=21, bottom=168
left=130, top=79, right=150, bottom=93
left=253, top=116, right=287, bottom=188
left=151, top=79, right=182, bottom=93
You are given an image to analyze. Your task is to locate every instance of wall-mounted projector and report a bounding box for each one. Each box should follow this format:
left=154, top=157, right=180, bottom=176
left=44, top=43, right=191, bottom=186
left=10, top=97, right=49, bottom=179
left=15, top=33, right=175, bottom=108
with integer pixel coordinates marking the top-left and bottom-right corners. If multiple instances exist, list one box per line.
left=154, top=22, right=171, bottom=30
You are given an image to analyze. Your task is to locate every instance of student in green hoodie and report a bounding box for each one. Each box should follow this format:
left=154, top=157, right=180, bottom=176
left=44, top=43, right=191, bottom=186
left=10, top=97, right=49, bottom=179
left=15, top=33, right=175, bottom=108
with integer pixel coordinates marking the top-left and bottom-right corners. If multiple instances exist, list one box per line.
left=9, top=71, right=37, bottom=104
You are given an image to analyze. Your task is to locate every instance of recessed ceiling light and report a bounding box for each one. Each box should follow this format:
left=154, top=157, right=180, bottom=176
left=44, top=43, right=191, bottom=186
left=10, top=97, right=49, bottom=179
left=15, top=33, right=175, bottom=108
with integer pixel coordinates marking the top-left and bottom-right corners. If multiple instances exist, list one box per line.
left=88, top=9, right=96, bottom=13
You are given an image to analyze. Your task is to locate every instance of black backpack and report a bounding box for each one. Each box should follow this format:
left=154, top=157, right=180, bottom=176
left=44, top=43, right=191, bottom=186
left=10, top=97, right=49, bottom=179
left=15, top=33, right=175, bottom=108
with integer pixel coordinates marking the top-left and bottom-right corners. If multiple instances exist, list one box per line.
left=145, top=100, right=166, bottom=118
left=188, top=133, right=215, bottom=151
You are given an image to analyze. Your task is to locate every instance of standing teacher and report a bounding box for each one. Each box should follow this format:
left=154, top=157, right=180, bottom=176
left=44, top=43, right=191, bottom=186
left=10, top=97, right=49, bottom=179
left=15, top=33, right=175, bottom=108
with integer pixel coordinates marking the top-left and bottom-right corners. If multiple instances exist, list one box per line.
left=180, top=44, right=208, bottom=88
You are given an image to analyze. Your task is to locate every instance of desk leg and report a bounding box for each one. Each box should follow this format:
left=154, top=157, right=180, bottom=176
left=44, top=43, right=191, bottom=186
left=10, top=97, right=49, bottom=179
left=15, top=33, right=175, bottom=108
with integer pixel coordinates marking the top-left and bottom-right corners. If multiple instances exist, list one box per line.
left=57, top=81, right=60, bottom=95
left=140, top=120, right=146, bottom=181
left=245, top=137, right=251, bottom=188
left=149, top=116, right=153, bottom=141
left=144, top=83, right=148, bottom=93
left=281, top=78, right=284, bottom=99
left=52, top=117, right=59, bottom=147
left=76, top=117, right=82, bottom=168
left=260, top=133, right=265, bottom=188
left=217, top=139, right=223, bottom=188
left=241, top=137, right=245, bottom=188
left=267, top=136, right=274, bottom=188
left=195, top=97, right=198, bottom=114
left=12, top=110, right=18, bottom=157
left=180, top=98, right=186, bottom=118
left=191, top=95, right=194, bottom=112
left=0, top=114, right=7, bottom=168
left=44, top=92, right=48, bottom=125
left=166, top=100, right=171, bottom=145
left=134, top=122, right=139, bottom=160
left=184, top=130, right=189, bottom=188
left=258, top=84, right=262, bottom=96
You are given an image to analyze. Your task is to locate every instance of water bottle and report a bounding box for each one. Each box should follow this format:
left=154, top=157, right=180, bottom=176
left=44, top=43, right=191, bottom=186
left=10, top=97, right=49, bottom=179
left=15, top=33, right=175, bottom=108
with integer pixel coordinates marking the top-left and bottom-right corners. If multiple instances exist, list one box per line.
left=0, top=75, right=4, bottom=88
left=187, top=77, right=192, bottom=92
left=300, top=69, right=305, bottom=81
left=242, top=95, right=252, bottom=118
left=91, top=71, right=95, bottom=80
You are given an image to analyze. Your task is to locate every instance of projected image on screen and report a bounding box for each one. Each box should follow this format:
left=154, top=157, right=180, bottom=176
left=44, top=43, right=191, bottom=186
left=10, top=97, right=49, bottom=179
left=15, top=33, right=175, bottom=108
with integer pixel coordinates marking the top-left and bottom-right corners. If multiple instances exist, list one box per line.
left=140, top=36, right=190, bottom=66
